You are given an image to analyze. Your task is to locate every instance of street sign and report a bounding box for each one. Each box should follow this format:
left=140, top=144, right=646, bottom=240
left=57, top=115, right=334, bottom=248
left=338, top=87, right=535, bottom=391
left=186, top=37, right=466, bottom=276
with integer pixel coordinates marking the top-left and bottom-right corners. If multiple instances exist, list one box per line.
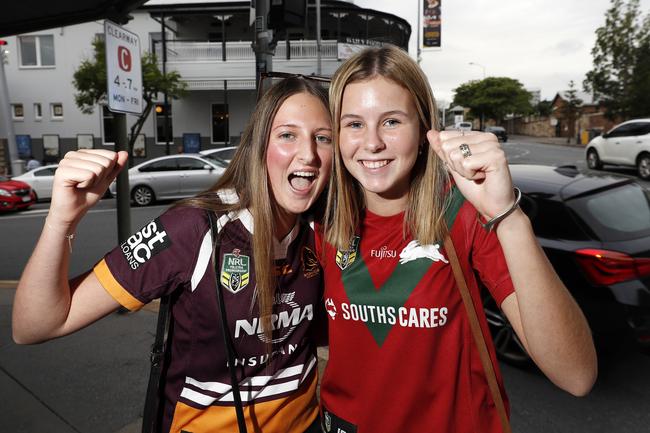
left=104, top=20, right=143, bottom=115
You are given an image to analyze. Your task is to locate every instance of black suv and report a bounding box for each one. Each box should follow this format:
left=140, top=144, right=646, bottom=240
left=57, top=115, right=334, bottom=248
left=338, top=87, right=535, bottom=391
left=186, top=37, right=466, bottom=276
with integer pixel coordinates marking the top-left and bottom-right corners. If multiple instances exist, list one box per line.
left=484, top=165, right=650, bottom=365
left=485, top=126, right=508, bottom=142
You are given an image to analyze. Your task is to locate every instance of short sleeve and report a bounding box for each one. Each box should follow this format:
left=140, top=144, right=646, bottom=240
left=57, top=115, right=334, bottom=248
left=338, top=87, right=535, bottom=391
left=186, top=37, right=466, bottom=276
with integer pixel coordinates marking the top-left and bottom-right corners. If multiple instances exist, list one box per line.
left=93, top=206, right=210, bottom=311
left=468, top=209, right=515, bottom=307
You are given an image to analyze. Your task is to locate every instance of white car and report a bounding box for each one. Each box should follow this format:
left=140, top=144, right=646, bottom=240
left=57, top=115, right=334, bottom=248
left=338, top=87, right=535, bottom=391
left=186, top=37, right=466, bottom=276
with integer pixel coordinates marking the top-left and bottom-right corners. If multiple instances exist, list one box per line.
left=11, top=165, right=58, bottom=201
left=586, top=118, right=650, bottom=180
left=199, top=146, right=237, bottom=167
left=110, top=154, right=226, bottom=206
left=444, top=122, right=473, bottom=132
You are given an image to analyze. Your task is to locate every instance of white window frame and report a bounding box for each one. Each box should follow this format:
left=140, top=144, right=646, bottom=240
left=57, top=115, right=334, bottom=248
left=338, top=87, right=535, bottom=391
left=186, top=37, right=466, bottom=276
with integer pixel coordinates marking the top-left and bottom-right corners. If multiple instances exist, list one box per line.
left=50, top=103, right=63, bottom=120
left=34, top=103, right=42, bottom=121
left=18, top=35, right=55, bottom=68
left=11, top=103, right=24, bottom=121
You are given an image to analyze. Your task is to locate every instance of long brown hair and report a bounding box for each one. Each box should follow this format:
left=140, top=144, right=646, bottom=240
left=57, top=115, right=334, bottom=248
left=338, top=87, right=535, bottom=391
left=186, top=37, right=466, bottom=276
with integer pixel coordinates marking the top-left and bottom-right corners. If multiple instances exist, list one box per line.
left=325, top=45, right=450, bottom=248
left=180, top=77, right=329, bottom=345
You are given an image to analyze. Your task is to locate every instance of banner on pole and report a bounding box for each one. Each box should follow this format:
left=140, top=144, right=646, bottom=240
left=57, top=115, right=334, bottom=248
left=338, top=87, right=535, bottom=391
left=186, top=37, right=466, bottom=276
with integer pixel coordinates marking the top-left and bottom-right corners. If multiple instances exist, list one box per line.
left=422, top=0, right=441, bottom=48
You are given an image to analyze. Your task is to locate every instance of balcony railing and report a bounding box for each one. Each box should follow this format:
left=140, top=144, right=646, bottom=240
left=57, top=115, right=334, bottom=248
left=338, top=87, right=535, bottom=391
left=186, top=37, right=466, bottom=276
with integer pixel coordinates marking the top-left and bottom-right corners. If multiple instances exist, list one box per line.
left=156, top=39, right=339, bottom=63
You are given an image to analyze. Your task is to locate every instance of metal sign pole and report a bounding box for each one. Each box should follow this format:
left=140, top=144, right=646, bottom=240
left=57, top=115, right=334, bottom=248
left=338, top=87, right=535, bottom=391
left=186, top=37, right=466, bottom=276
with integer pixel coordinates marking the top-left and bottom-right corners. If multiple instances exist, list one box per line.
left=114, top=113, right=131, bottom=243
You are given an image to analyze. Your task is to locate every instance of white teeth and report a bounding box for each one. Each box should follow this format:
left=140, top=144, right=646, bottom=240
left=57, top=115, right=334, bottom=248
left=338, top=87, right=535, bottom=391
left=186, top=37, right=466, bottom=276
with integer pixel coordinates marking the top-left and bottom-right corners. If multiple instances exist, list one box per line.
left=362, top=160, right=389, bottom=169
left=292, top=171, right=316, bottom=178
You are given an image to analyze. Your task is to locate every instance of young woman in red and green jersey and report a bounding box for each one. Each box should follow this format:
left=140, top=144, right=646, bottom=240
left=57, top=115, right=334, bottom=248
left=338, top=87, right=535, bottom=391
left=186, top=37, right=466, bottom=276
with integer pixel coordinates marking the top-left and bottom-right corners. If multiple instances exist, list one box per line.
left=316, top=45, right=598, bottom=433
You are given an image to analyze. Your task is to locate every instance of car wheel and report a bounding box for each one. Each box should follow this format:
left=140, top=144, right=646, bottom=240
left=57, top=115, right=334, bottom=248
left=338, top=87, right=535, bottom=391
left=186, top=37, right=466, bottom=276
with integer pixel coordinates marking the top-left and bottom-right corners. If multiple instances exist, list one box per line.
left=482, top=292, right=531, bottom=366
left=587, top=149, right=603, bottom=170
left=132, top=185, right=154, bottom=206
left=637, top=153, right=650, bottom=180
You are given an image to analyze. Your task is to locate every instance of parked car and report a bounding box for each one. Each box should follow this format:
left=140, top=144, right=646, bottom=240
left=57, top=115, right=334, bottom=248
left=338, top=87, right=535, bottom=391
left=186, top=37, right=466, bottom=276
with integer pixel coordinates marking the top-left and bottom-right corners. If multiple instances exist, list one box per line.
left=585, top=118, right=650, bottom=180
left=444, top=121, right=473, bottom=132
left=199, top=146, right=237, bottom=167
left=0, top=176, right=36, bottom=212
left=110, top=154, right=226, bottom=206
left=483, top=165, right=650, bottom=365
left=485, top=125, right=508, bottom=142
left=11, top=165, right=58, bottom=201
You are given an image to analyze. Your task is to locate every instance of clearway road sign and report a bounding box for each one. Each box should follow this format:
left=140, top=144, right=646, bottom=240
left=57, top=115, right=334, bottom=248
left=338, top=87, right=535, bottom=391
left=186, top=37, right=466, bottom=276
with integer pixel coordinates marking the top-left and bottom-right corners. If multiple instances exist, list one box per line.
left=104, top=20, right=143, bottom=115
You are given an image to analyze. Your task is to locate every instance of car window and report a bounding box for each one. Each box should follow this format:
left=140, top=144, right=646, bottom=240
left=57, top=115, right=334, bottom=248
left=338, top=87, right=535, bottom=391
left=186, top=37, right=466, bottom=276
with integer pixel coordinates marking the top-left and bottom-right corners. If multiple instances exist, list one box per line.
left=607, top=122, right=643, bottom=138
left=638, top=123, right=650, bottom=135
left=523, top=194, right=590, bottom=240
left=140, top=159, right=178, bottom=172
left=34, top=167, right=56, bottom=176
left=203, top=154, right=229, bottom=168
left=566, top=183, right=650, bottom=241
left=178, top=158, right=209, bottom=170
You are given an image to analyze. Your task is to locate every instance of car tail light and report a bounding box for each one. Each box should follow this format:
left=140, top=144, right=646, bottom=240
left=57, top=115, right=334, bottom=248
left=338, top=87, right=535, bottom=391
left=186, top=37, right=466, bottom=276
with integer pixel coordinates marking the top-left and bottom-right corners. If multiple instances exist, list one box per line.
left=575, top=249, right=650, bottom=286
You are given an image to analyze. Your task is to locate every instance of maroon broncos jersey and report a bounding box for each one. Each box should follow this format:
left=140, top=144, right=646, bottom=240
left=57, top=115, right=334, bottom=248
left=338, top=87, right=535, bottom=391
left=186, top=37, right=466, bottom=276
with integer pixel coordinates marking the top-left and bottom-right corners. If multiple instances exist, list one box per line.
left=93, top=191, right=323, bottom=432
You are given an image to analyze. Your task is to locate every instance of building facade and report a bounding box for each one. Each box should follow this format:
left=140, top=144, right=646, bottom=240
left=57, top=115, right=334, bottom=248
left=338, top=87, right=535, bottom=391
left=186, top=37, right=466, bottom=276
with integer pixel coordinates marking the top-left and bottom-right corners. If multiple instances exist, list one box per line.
left=0, top=0, right=410, bottom=170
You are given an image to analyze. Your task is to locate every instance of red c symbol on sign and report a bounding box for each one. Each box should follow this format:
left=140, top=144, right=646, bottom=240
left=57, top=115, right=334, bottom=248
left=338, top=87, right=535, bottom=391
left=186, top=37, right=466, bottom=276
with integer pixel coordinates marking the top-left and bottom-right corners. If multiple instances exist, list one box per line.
left=117, top=46, right=132, bottom=72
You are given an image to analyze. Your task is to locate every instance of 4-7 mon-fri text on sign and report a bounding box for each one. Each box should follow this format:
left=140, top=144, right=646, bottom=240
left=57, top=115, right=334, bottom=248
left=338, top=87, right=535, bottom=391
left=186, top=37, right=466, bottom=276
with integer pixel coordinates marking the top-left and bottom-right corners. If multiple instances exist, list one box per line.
left=104, top=20, right=143, bottom=115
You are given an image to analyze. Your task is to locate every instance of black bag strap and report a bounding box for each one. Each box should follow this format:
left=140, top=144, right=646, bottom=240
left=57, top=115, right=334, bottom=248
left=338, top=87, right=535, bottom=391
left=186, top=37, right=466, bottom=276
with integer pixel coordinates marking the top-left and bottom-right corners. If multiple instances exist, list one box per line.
left=207, top=210, right=248, bottom=433
left=142, top=294, right=172, bottom=433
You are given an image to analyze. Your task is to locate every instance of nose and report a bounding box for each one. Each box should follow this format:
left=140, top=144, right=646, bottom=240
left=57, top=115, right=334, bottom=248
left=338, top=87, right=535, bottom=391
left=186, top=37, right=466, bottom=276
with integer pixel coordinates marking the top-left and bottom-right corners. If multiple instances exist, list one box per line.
left=297, top=137, right=318, bottom=165
left=364, top=126, right=386, bottom=153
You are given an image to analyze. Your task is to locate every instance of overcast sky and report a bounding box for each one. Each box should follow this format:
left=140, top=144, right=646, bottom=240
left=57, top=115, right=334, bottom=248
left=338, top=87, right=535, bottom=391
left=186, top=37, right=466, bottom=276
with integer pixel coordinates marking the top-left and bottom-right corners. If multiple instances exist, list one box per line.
left=353, top=0, right=650, bottom=107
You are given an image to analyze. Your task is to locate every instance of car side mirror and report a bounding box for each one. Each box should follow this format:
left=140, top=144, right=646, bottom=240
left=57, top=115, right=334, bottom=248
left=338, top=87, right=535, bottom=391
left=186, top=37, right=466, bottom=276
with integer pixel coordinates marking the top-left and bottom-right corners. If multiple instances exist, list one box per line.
left=204, top=164, right=214, bottom=171
left=601, top=132, right=609, bottom=139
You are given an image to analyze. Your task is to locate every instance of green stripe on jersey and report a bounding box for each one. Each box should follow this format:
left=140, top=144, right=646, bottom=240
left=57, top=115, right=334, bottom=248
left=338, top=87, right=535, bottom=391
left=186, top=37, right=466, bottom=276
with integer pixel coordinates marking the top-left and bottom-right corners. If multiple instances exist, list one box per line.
left=341, top=187, right=465, bottom=346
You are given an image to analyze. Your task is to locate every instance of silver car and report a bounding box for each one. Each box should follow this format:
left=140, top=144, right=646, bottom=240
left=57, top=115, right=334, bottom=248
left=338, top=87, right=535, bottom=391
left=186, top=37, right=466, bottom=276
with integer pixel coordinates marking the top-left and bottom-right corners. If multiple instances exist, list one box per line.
left=12, top=165, right=58, bottom=201
left=199, top=146, right=237, bottom=166
left=110, top=154, right=226, bottom=206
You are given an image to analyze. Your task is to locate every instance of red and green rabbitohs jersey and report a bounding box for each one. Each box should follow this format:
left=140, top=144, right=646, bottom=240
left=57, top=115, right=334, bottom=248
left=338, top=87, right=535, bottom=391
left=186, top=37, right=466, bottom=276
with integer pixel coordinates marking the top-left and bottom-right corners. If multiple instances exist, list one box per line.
left=316, top=188, right=515, bottom=433
left=93, top=191, right=323, bottom=433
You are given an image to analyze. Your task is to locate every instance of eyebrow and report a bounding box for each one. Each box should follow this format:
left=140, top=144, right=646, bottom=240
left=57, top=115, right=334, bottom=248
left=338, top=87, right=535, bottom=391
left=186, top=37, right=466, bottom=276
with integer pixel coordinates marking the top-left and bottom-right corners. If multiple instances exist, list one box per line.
left=340, top=110, right=409, bottom=120
left=272, top=124, right=332, bottom=132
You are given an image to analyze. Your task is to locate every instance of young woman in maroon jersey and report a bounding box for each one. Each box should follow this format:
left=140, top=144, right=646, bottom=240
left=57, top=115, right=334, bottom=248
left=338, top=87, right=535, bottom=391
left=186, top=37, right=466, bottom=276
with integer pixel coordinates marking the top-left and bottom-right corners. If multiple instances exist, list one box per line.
left=317, top=45, right=597, bottom=432
left=13, top=77, right=332, bottom=433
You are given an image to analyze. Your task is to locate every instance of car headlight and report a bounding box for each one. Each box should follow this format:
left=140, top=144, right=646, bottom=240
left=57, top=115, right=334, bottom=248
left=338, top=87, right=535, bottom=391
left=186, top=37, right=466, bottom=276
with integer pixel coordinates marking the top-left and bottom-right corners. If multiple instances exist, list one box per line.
left=0, top=189, right=12, bottom=197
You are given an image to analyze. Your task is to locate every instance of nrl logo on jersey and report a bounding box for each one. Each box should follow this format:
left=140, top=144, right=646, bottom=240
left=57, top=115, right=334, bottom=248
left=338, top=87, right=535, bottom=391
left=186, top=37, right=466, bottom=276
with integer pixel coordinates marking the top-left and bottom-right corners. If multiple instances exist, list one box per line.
left=335, top=236, right=360, bottom=271
left=221, top=249, right=250, bottom=293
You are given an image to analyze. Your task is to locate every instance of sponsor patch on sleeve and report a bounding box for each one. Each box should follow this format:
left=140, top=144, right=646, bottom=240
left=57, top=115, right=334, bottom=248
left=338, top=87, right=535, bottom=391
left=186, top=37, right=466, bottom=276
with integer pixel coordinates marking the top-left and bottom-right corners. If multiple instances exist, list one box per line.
left=120, top=217, right=172, bottom=270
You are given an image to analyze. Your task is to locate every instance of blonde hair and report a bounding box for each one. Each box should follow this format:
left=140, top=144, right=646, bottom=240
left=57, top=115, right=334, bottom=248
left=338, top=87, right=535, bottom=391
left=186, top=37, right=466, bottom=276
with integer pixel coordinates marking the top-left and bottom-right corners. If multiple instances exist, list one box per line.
left=180, top=77, right=329, bottom=346
left=325, top=45, right=450, bottom=248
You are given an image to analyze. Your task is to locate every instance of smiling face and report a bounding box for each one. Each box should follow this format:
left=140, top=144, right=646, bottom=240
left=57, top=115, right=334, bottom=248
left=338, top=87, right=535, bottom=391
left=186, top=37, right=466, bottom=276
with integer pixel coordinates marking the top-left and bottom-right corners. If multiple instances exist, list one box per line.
left=339, top=76, right=422, bottom=214
left=266, top=91, right=333, bottom=235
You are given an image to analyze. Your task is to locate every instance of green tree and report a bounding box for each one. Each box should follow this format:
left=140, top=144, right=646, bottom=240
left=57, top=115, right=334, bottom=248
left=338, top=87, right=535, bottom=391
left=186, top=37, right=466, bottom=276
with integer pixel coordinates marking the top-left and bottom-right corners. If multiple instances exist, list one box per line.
left=72, top=38, right=187, bottom=156
left=535, top=100, right=553, bottom=117
left=452, top=77, right=532, bottom=129
left=584, top=0, right=650, bottom=119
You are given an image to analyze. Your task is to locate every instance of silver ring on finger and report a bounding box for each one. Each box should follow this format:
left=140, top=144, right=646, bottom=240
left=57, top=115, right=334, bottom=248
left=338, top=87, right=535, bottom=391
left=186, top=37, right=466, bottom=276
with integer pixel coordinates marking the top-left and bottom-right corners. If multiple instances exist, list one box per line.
left=459, top=143, right=472, bottom=159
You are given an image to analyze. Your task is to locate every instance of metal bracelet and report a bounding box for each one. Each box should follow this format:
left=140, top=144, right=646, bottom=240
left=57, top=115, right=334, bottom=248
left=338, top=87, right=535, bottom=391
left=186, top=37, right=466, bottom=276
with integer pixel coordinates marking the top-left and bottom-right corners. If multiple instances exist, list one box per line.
left=478, top=187, right=522, bottom=232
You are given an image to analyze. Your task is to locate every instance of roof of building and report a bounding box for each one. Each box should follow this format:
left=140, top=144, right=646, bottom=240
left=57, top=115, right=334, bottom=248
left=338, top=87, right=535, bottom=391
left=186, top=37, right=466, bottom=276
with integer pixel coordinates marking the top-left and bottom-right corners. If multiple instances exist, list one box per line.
left=553, top=90, right=599, bottom=106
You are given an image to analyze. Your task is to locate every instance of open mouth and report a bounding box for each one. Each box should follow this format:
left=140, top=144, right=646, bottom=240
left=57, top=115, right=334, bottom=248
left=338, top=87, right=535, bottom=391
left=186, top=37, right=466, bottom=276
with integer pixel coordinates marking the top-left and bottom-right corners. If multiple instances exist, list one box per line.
left=288, top=171, right=317, bottom=191
left=361, top=160, right=389, bottom=169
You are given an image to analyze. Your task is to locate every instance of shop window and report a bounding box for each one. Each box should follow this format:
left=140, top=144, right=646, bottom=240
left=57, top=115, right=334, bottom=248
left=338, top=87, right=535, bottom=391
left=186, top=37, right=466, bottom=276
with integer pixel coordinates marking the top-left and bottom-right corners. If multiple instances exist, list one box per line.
left=212, top=104, right=229, bottom=143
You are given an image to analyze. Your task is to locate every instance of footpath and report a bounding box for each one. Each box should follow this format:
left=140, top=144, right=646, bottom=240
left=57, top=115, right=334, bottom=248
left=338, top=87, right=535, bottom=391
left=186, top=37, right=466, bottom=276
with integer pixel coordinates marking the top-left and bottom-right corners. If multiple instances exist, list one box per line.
left=509, top=134, right=585, bottom=147
left=0, top=282, right=329, bottom=433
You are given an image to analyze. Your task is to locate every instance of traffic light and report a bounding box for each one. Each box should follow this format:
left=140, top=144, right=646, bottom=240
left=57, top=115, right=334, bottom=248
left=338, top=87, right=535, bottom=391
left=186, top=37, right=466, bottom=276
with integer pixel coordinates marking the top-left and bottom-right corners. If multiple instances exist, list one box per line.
left=269, top=0, right=306, bottom=30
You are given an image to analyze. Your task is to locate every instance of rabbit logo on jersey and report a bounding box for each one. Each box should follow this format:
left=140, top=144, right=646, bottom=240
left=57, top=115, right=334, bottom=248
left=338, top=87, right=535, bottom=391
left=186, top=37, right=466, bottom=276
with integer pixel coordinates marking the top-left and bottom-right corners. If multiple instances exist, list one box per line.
left=120, top=218, right=171, bottom=270
left=221, top=249, right=250, bottom=294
